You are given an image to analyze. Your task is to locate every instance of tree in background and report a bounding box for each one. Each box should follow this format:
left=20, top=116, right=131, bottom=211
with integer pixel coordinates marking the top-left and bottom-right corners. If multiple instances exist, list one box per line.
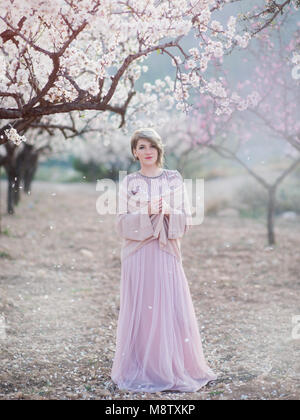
left=1, top=0, right=271, bottom=148
left=1, top=0, right=299, bottom=220
left=177, top=9, right=300, bottom=245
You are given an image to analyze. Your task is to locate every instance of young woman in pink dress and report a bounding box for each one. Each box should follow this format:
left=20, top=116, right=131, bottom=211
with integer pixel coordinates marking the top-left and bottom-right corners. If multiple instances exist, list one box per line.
left=111, top=127, right=217, bottom=393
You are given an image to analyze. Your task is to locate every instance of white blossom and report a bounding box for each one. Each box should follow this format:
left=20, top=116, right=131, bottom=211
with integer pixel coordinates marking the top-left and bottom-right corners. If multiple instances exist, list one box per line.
left=4, top=127, right=27, bottom=146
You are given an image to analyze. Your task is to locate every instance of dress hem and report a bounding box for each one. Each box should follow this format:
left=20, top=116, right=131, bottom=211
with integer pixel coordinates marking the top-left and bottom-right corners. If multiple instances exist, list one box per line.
left=111, top=374, right=218, bottom=394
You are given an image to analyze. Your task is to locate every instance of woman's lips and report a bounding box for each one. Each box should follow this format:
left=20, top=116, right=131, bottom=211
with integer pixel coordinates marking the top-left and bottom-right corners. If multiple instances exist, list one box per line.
left=145, top=157, right=153, bottom=159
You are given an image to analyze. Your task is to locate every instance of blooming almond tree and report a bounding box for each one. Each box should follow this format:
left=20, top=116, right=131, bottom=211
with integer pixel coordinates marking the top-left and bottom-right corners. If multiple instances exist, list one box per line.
left=244, top=1, right=300, bottom=34
left=174, top=91, right=300, bottom=245
left=245, top=17, right=300, bottom=153
left=0, top=76, right=179, bottom=215
left=0, top=0, right=260, bottom=147
left=182, top=10, right=300, bottom=245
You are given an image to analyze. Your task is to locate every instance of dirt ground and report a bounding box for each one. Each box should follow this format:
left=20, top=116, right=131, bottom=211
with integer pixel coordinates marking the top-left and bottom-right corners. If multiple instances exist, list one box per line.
left=0, top=180, right=299, bottom=400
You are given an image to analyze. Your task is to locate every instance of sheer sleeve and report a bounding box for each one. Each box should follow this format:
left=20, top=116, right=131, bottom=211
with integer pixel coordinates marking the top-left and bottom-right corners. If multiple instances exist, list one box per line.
left=115, top=175, right=154, bottom=241
left=167, top=170, right=192, bottom=239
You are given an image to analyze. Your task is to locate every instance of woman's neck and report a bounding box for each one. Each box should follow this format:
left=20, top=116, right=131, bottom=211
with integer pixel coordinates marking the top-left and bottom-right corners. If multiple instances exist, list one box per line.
left=138, top=167, right=163, bottom=177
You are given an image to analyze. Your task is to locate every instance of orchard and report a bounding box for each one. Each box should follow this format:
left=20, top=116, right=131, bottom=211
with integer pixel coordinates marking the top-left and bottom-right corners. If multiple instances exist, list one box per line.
left=0, top=0, right=299, bottom=401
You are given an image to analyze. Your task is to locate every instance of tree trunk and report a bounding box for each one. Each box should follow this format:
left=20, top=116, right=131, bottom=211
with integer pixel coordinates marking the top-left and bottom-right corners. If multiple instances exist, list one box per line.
left=23, top=156, right=38, bottom=194
left=7, top=172, right=15, bottom=214
left=0, top=165, right=2, bottom=233
left=267, top=187, right=276, bottom=246
left=13, top=176, right=21, bottom=206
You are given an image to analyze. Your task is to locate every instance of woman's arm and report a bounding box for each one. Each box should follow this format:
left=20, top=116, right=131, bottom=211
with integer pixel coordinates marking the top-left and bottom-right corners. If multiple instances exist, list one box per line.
left=167, top=170, right=191, bottom=238
left=116, top=176, right=154, bottom=241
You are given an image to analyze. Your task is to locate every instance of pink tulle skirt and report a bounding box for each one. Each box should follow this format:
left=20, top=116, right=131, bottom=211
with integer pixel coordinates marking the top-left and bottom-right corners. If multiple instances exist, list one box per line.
left=111, top=239, right=217, bottom=393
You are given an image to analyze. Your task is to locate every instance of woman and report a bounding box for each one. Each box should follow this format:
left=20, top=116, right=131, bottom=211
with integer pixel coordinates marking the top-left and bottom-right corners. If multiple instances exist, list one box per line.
left=111, top=127, right=217, bottom=393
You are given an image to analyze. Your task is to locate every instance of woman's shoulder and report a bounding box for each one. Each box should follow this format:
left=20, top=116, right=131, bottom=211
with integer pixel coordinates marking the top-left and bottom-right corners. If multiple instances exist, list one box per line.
left=167, top=169, right=181, bottom=175
left=165, top=169, right=183, bottom=179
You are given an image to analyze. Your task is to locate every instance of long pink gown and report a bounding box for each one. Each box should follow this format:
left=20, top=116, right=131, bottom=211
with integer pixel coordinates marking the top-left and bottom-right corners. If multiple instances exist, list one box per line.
left=111, top=169, right=217, bottom=393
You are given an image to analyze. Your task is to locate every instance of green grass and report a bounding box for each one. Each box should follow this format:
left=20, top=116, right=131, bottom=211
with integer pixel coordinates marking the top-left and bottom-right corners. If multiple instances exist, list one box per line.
left=0, top=227, right=11, bottom=236
left=239, top=208, right=266, bottom=219
left=209, top=390, right=224, bottom=396
left=35, top=165, right=83, bottom=183
left=0, top=251, right=12, bottom=259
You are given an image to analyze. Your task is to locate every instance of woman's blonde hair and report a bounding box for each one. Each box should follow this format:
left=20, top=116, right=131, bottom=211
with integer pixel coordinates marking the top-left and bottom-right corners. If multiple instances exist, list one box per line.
left=130, top=127, right=165, bottom=168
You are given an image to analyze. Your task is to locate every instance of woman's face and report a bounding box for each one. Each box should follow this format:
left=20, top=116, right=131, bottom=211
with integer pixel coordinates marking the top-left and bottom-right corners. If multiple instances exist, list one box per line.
left=134, top=138, right=159, bottom=167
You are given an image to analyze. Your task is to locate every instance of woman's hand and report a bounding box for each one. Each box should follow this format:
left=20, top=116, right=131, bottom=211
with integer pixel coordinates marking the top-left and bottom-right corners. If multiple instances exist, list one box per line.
left=148, top=198, right=160, bottom=215
left=148, top=197, right=171, bottom=216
